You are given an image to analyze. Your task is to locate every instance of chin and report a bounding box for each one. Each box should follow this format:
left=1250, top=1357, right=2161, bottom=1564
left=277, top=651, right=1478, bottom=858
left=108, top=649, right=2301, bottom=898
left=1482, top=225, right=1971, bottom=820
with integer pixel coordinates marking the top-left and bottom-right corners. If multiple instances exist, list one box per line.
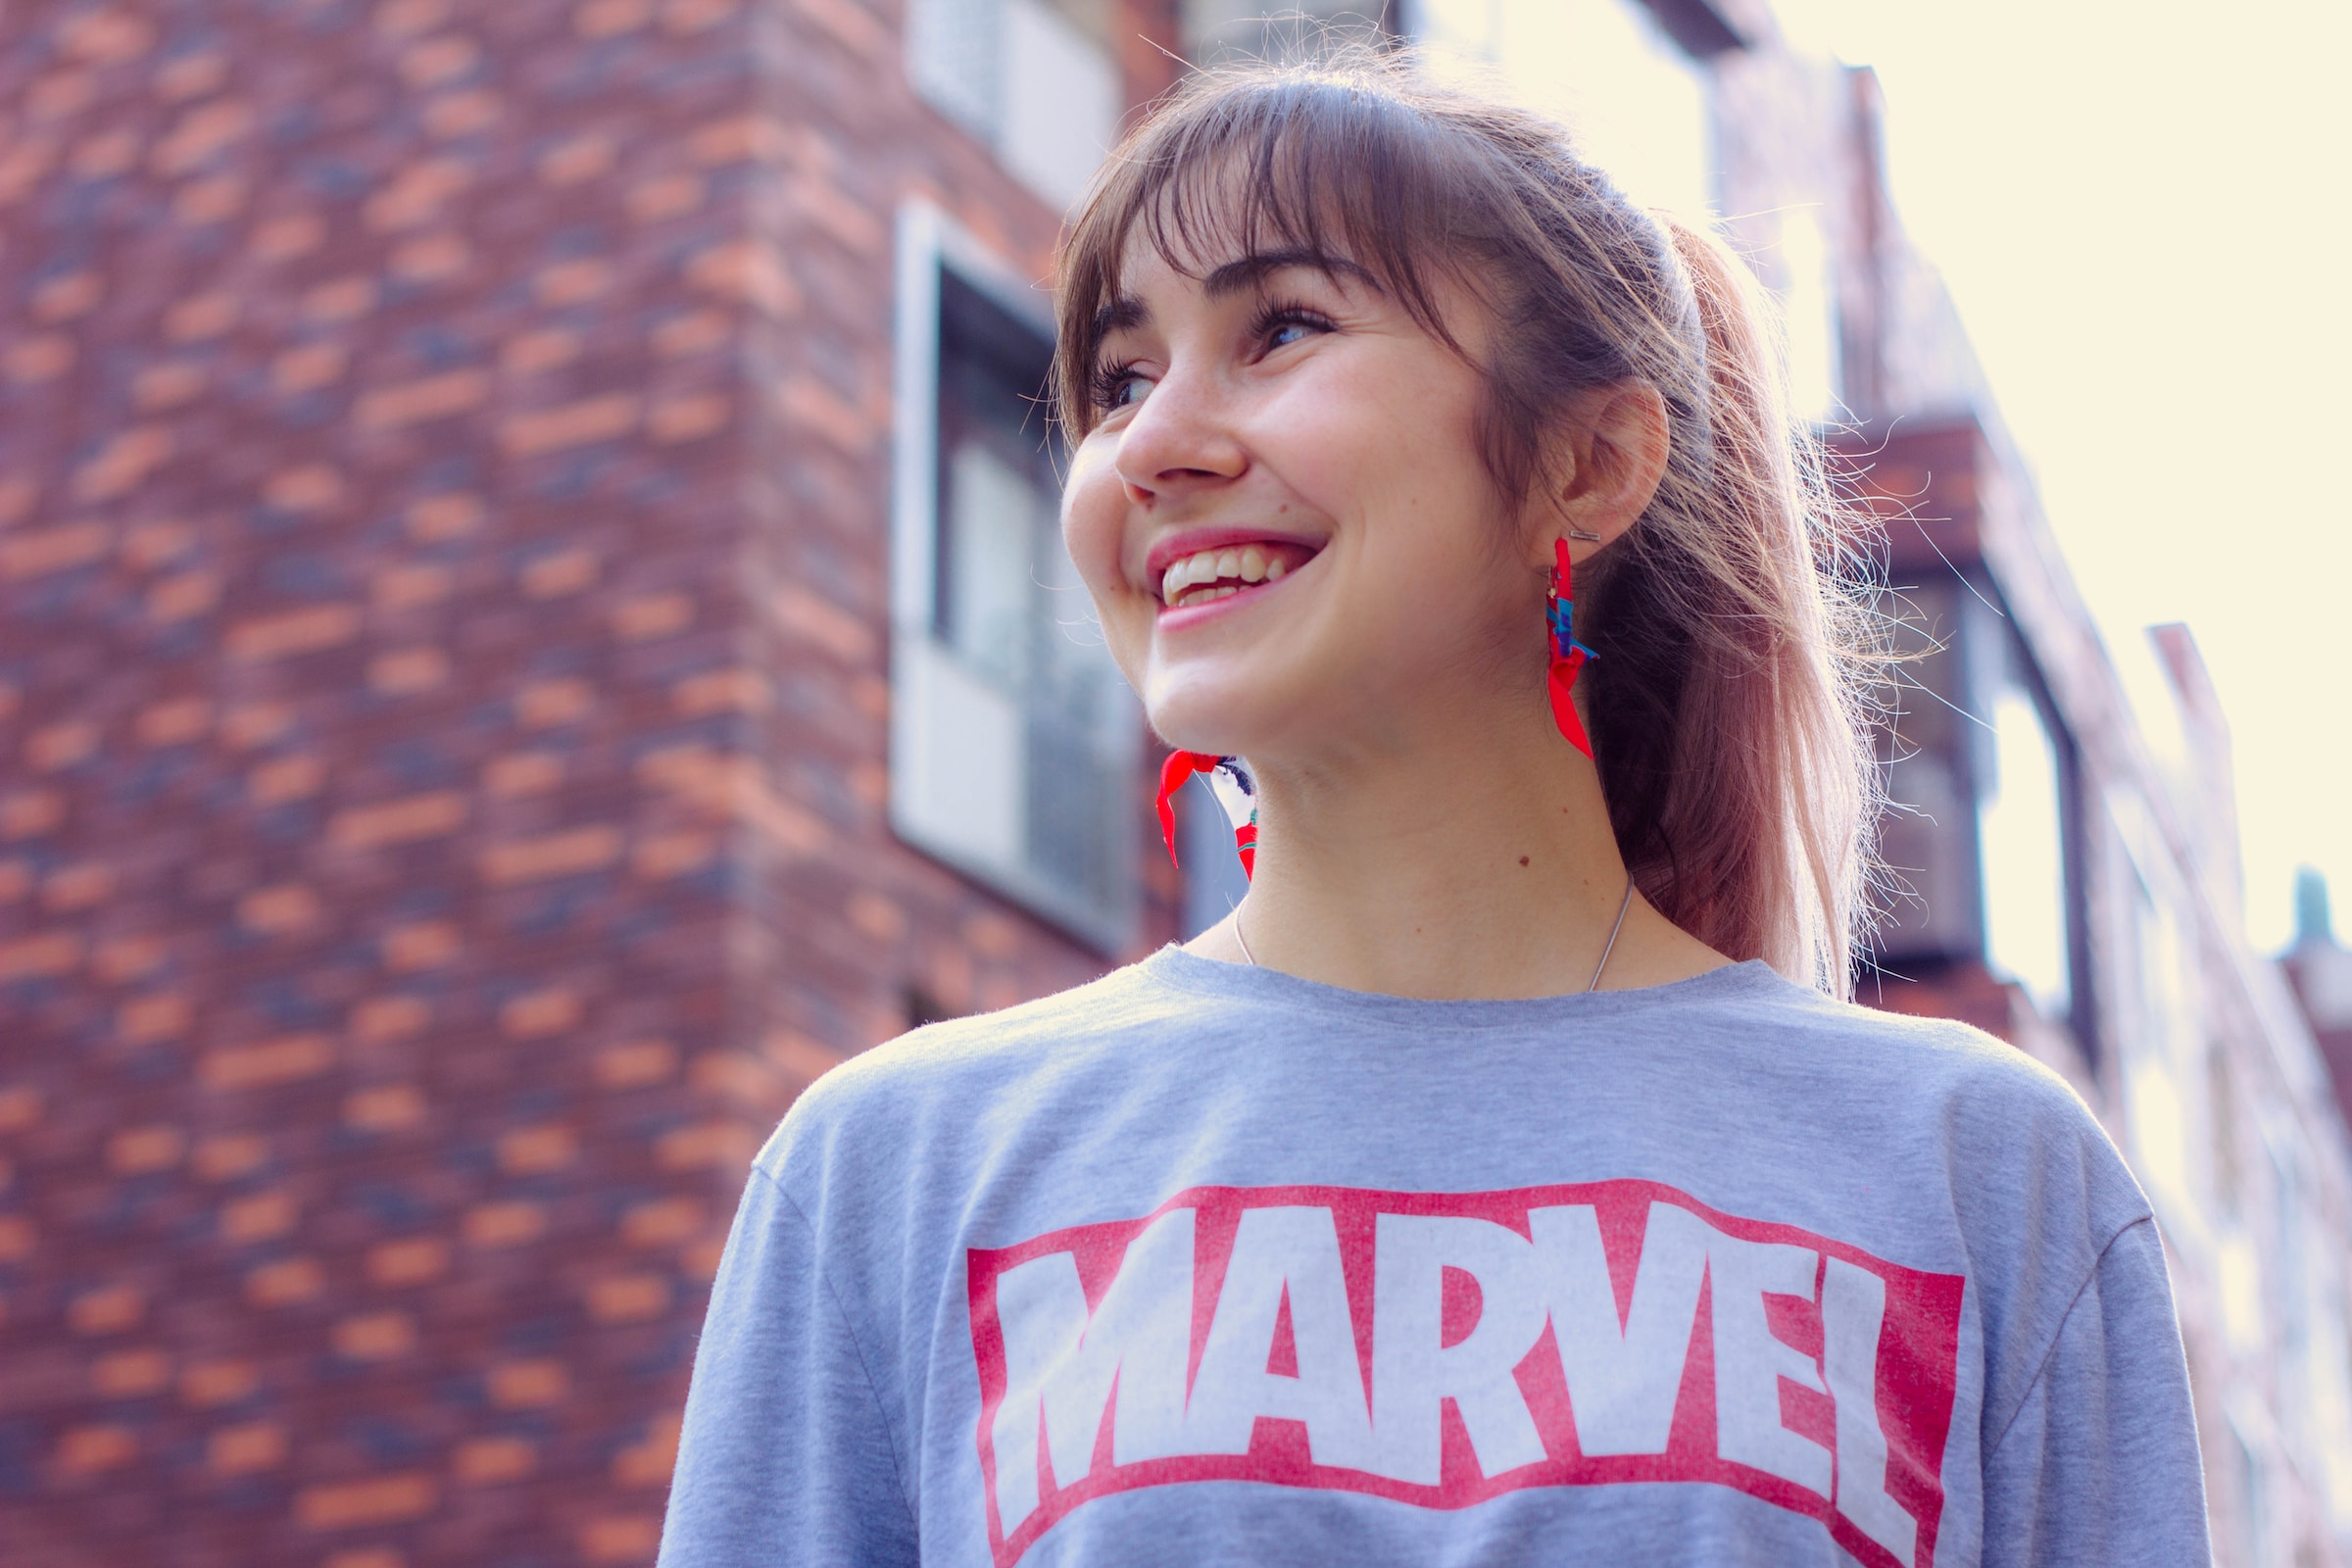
left=1146, top=649, right=1342, bottom=761
left=1143, top=664, right=1276, bottom=758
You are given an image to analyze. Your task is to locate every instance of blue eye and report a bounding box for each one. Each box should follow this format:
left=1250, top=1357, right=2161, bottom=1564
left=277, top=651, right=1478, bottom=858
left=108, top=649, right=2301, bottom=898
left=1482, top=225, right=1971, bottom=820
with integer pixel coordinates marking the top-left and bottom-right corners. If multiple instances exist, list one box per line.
left=1092, top=363, right=1149, bottom=412
left=1253, top=301, right=1334, bottom=356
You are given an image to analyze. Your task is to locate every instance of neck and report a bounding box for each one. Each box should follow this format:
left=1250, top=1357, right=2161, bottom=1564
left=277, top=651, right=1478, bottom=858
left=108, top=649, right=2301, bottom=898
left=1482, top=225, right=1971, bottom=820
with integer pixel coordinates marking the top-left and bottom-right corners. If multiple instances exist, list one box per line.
left=1192, top=705, right=1729, bottom=998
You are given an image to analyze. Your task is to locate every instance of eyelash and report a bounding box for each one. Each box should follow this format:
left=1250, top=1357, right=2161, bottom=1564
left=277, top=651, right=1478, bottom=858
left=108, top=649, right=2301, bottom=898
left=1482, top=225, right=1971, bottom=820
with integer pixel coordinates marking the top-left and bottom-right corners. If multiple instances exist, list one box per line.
left=1246, top=296, right=1336, bottom=352
left=1089, top=358, right=1145, bottom=414
left=1088, top=297, right=1336, bottom=413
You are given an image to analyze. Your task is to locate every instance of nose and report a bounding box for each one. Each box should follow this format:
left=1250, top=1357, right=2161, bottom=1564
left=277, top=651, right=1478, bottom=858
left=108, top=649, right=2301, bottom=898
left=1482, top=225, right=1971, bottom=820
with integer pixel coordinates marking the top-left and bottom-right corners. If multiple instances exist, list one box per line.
left=1110, top=362, right=1247, bottom=507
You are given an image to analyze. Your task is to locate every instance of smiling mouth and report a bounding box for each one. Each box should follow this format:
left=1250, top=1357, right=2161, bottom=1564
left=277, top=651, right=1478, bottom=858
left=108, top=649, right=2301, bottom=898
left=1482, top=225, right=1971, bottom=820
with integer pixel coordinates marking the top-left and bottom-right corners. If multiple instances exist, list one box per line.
left=1157, top=541, right=1320, bottom=610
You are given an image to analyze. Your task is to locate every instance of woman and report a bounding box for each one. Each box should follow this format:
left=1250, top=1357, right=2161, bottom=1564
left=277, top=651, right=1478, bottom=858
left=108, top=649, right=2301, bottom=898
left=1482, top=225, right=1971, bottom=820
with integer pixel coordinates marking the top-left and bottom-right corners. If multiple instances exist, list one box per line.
left=658, top=58, right=2209, bottom=1568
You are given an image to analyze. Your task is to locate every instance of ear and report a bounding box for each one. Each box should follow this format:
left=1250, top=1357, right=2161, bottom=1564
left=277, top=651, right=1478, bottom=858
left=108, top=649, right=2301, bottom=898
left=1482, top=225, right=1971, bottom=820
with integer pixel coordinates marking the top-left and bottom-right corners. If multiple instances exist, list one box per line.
left=1526, top=381, right=1672, bottom=569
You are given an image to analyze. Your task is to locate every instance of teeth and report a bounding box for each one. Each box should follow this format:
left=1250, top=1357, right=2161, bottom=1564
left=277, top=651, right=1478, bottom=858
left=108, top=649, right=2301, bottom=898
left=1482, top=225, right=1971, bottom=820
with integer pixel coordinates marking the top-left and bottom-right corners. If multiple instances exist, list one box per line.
left=1157, top=543, right=1301, bottom=605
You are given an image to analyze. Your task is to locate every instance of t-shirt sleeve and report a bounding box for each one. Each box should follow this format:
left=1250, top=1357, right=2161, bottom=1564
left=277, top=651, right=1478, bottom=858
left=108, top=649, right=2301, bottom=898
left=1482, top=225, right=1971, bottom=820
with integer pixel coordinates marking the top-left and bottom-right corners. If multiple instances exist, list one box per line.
left=1981, top=1216, right=2212, bottom=1567
left=657, top=1165, right=921, bottom=1568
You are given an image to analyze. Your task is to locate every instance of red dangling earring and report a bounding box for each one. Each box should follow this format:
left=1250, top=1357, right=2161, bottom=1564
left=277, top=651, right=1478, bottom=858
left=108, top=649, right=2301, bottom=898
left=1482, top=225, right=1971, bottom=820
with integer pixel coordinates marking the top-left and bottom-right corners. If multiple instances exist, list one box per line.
left=1546, top=537, right=1597, bottom=759
left=1154, top=751, right=1257, bottom=878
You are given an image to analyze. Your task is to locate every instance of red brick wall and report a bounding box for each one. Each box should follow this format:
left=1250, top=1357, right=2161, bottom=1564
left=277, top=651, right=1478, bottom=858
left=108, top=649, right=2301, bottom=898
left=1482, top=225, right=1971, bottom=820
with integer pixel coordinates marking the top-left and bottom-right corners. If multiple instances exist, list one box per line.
left=733, top=0, right=1176, bottom=1066
left=0, top=1, right=1168, bottom=1563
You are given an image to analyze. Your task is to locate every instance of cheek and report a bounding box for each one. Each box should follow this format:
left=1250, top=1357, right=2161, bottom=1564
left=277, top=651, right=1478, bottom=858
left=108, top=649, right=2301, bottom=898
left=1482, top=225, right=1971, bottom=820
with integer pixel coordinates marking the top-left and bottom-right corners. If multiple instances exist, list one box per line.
left=1258, top=352, right=1490, bottom=527
left=1059, top=438, right=1123, bottom=592
left=1265, top=361, right=1523, bottom=676
left=1058, top=439, right=1152, bottom=672
left=1270, top=358, right=1496, bottom=566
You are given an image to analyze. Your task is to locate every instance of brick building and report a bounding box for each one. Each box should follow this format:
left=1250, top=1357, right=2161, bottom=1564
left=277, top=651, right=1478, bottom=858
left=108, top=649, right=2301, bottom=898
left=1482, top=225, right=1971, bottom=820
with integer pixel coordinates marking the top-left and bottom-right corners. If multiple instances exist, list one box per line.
left=1705, top=24, right=2352, bottom=1566
left=0, top=0, right=1175, bottom=1562
left=1742, top=65, right=2352, bottom=1568
left=4, top=2, right=2349, bottom=1567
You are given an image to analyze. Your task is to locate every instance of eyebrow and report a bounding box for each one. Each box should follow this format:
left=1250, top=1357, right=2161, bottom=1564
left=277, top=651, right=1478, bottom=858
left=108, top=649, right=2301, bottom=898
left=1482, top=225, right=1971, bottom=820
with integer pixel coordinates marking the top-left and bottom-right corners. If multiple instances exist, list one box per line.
left=1089, top=249, right=1380, bottom=340
left=1091, top=294, right=1147, bottom=339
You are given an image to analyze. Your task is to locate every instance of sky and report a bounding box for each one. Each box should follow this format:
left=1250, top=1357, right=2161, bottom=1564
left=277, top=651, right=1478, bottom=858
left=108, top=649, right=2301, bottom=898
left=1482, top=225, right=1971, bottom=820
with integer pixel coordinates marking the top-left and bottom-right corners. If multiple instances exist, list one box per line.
left=1767, top=0, right=2352, bottom=953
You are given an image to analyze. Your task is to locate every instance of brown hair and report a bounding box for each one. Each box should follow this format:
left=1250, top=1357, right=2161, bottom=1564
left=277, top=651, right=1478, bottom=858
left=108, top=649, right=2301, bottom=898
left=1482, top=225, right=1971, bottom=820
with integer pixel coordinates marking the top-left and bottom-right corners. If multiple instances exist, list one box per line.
left=1054, top=55, right=1886, bottom=996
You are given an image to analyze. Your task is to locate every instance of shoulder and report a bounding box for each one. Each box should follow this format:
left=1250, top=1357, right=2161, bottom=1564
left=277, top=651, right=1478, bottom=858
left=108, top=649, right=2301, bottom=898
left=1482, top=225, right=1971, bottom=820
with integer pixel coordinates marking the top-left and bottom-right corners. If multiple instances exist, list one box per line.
left=1746, top=969, right=2152, bottom=1229
left=1726, top=966, right=2097, bottom=1118
left=751, top=955, right=1190, bottom=1183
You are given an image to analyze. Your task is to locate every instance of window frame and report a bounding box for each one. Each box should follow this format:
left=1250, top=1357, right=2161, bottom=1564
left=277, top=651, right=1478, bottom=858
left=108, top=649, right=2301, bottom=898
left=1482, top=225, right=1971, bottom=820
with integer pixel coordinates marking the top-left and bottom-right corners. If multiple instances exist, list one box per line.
left=1966, top=586, right=2084, bottom=1027
left=888, top=200, right=1140, bottom=953
left=904, top=0, right=1124, bottom=212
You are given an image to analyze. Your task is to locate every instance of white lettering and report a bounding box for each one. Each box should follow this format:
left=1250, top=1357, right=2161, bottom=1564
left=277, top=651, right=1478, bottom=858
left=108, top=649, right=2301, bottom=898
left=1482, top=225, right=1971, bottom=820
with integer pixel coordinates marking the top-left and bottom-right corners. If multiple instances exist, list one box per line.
left=990, top=1208, right=1195, bottom=1530
left=1369, top=1214, right=1549, bottom=1484
left=1823, top=1257, right=1917, bottom=1566
left=1708, top=1232, right=1832, bottom=1494
left=1529, top=1202, right=1707, bottom=1455
left=1185, top=1206, right=1377, bottom=1469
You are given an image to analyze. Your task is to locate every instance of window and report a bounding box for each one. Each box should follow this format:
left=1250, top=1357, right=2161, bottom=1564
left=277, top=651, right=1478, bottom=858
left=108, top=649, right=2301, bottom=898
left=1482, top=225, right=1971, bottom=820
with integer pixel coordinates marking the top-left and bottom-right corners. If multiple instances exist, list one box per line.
left=2256, top=1134, right=2352, bottom=1524
left=2227, top=1419, right=2273, bottom=1568
left=1773, top=208, right=1841, bottom=422
left=906, top=0, right=1123, bottom=212
left=890, top=205, right=1141, bottom=948
left=1978, top=675, right=2069, bottom=1017
left=2298, top=1225, right=2352, bottom=1526
left=1967, top=612, right=2086, bottom=1034
left=1869, top=579, right=1982, bottom=965
left=1180, top=0, right=1396, bottom=64
left=1419, top=0, right=1717, bottom=220
left=2113, top=797, right=2205, bottom=1224
left=1868, top=575, right=2087, bottom=1038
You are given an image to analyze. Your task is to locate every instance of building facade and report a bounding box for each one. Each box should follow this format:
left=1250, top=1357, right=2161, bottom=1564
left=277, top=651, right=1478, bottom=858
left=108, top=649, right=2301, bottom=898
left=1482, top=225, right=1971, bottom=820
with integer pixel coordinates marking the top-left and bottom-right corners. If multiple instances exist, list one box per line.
left=2287, top=871, right=2352, bottom=1143
left=1707, top=22, right=2352, bottom=1565
left=3, top=0, right=2348, bottom=1564
left=0, top=1, right=1167, bottom=1562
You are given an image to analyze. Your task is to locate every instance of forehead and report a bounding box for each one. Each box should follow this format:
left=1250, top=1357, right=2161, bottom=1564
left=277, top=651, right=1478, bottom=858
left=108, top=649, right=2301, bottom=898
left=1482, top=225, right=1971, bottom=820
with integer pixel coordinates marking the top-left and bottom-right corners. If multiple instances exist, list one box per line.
left=1102, top=235, right=1374, bottom=311
left=1086, top=177, right=1448, bottom=338
left=1085, top=213, right=1479, bottom=366
left=1113, top=180, right=1352, bottom=285
left=1102, top=142, right=1389, bottom=283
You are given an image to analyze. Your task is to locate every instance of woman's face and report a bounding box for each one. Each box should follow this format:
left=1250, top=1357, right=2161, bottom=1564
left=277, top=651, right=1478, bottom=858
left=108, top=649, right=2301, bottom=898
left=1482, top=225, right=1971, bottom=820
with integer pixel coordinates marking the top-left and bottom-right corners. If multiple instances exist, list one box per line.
left=1062, top=236, right=1539, bottom=765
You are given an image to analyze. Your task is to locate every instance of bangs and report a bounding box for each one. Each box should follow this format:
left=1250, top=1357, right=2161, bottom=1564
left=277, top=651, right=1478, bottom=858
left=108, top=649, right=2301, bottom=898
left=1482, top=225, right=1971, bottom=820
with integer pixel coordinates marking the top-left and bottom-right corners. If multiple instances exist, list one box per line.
left=1054, top=64, right=1509, bottom=435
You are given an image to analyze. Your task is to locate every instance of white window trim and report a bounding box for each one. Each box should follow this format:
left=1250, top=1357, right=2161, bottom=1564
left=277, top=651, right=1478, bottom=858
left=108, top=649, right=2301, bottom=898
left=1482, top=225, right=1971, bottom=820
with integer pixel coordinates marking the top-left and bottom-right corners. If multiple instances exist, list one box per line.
left=904, top=0, right=1121, bottom=215
left=888, top=199, right=1139, bottom=951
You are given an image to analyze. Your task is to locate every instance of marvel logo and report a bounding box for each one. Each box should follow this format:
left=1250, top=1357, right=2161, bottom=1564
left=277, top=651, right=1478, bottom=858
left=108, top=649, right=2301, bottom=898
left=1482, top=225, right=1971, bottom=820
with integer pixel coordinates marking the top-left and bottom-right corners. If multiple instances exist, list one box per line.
left=967, top=1181, right=1963, bottom=1567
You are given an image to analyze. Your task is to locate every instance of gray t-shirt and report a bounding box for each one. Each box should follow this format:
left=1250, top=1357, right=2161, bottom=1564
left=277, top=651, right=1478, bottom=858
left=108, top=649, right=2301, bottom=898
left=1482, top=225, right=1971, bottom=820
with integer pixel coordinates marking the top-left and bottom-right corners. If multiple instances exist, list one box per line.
left=657, top=950, right=2210, bottom=1567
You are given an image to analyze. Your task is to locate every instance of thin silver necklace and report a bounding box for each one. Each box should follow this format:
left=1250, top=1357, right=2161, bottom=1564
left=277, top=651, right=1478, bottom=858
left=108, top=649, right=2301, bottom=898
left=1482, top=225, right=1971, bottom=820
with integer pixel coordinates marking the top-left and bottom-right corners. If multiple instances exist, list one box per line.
left=1588, top=876, right=1635, bottom=991
left=1231, top=876, right=1637, bottom=993
left=1232, top=906, right=1259, bottom=967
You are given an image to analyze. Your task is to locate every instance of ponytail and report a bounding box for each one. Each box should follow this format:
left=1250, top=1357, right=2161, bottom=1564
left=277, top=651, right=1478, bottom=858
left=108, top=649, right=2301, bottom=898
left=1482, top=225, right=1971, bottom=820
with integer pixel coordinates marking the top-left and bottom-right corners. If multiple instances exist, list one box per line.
left=1582, top=218, right=1880, bottom=993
